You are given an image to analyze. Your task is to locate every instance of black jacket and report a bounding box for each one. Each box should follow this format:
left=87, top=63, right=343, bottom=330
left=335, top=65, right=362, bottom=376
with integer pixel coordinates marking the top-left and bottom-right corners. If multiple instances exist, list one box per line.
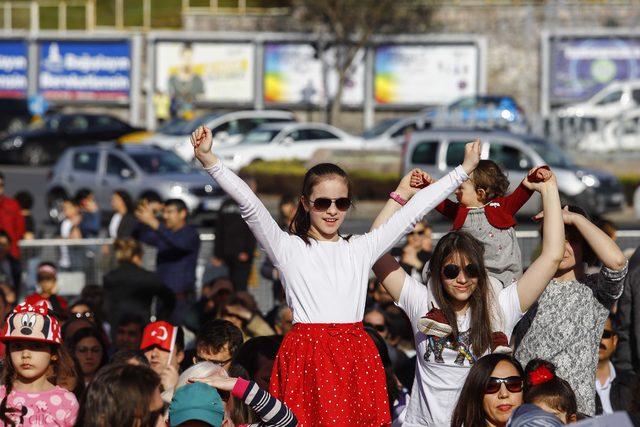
left=103, top=262, right=176, bottom=324
left=214, top=198, right=256, bottom=260
left=595, top=368, right=638, bottom=415
left=616, top=247, right=640, bottom=373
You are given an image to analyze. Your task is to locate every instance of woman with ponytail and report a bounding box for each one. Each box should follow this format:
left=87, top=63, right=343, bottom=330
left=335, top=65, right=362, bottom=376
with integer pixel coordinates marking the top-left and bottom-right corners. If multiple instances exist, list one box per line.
left=523, top=359, right=578, bottom=424
left=0, top=300, right=79, bottom=426
left=191, top=126, right=482, bottom=425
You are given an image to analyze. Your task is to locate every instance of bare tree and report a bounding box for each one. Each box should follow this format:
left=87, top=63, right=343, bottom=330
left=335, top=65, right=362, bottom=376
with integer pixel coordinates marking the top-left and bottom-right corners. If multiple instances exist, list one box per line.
left=294, top=0, right=436, bottom=124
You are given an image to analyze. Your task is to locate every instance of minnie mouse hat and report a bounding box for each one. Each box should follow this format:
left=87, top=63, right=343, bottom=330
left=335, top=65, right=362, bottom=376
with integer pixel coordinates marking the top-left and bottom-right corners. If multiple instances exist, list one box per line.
left=0, top=300, right=62, bottom=345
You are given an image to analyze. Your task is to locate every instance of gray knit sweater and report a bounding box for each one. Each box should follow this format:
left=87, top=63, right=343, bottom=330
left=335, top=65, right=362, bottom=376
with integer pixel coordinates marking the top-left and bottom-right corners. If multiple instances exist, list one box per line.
left=513, top=263, right=627, bottom=415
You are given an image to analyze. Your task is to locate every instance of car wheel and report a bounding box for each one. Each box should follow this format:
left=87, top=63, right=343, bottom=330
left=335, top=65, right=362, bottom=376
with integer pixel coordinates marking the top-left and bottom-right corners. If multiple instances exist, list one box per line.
left=21, top=144, right=51, bottom=166
left=46, top=189, right=67, bottom=223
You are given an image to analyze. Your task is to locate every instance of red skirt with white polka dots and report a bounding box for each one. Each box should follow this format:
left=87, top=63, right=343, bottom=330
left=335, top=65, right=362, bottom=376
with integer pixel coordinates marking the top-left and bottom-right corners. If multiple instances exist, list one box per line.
left=269, top=322, right=391, bottom=426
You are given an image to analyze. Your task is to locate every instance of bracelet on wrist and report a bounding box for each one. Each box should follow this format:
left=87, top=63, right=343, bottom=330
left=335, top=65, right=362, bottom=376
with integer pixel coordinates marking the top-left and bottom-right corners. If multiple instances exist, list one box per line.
left=389, top=191, right=407, bottom=206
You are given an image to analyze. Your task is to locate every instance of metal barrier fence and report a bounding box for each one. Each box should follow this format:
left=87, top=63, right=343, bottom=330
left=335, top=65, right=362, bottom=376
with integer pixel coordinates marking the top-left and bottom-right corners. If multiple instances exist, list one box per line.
left=17, top=230, right=640, bottom=314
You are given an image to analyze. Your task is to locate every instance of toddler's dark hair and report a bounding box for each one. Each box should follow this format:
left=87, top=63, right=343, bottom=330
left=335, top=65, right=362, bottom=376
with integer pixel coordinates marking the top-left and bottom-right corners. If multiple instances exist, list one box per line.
left=472, top=160, right=510, bottom=201
left=523, top=358, right=577, bottom=417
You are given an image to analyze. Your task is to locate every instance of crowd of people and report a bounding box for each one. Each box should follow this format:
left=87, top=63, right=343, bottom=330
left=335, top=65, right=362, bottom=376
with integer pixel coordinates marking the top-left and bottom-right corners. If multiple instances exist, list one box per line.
left=0, top=123, right=637, bottom=426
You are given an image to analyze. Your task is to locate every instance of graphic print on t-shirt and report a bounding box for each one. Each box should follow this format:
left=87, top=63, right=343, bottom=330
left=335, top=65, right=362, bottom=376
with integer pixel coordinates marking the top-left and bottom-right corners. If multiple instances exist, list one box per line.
left=424, top=329, right=474, bottom=366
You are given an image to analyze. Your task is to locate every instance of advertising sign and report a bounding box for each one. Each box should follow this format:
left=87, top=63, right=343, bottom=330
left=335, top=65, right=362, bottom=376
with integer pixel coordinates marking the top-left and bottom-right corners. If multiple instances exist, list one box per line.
left=155, top=42, right=255, bottom=104
left=38, top=40, right=131, bottom=101
left=550, top=37, right=640, bottom=104
left=374, top=44, right=478, bottom=105
left=0, top=40, right=28, bottom=98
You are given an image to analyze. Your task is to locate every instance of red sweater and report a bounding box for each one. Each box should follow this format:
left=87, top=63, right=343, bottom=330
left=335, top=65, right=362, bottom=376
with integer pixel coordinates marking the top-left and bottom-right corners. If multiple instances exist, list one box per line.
left=0, top=196, right=25, bottom=259
left=436, top=183, right=534, bottom=230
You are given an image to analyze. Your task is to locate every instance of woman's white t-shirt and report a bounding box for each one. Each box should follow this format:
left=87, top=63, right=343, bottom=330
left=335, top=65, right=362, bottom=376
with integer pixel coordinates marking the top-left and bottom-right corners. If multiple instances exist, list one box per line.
left=397, top=274, right=524, bottom=426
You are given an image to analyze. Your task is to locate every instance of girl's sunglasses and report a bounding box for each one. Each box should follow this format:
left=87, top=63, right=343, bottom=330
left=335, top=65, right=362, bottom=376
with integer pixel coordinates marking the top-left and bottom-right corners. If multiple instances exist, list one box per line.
left=309, top=197, right=351, bottom=212
left=485, top=376, right=523, bottom=394
left=442, top=263, right=480, bottom=280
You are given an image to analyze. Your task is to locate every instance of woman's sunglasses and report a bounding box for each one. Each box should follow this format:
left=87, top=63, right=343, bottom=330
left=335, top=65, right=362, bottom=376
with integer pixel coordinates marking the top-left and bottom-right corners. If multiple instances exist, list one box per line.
left=442, top=263, right=480, bottom=280
left=364, top=322, right=386, bottom=333
left=485, top=376, right=523, bottom=394
left=309, top=197, right=351, bottom=212
left=602, top=330, right=616, bottom=339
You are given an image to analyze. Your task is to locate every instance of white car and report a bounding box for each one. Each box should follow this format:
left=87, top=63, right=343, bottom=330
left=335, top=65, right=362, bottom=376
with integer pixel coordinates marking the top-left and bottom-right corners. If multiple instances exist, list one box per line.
left=216, top=122, right=364, bottom=171
left=578, top=107, right=640, bottom=152
left=142, top=110, right=296, bottom=162
left=362, top=115, right=430, bottom=147
left=556, top=80, right=640, bottom=121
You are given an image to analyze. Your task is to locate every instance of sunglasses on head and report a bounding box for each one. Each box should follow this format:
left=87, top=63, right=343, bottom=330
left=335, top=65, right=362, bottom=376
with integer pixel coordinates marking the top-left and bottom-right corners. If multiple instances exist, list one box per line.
left=442, top=263, right=480, bottom=280
left=485, top=376, right=523, bottom=394
left=73, top=311, right=94, bottom=320
left=364, top=322, right=386, bottom=333
left=602, top=330, right=616, bottom=339
left=309, top=197, right=351, bottom=212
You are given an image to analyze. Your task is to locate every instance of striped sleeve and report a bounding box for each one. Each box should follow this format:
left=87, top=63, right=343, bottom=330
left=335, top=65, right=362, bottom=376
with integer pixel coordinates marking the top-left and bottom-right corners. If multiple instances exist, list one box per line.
left=238, top=380, right=297, bottom=427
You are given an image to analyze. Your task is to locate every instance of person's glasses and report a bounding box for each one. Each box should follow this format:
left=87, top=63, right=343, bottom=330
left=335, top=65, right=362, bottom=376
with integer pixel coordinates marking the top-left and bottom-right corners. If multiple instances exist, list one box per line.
left=485, top=376, right=523, bottom=394
left=72, top=311, right=94, bottom=320
left=195, top=355, right=233, bottom=367
left=442, top=263, right=480, bottom=280
left=409, top=230, right=425, bottom=236
left=309, top=197, right=351, bottom=212
left=77, top=346, right=102, bottom=354
left=602, top=330, right=616, bottom=339
left=364, top=322, right=386, bottom=333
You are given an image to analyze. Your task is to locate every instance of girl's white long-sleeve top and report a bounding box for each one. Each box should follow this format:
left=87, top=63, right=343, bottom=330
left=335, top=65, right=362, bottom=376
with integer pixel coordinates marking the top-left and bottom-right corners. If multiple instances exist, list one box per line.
left=205, top=161, right=468, bottom=324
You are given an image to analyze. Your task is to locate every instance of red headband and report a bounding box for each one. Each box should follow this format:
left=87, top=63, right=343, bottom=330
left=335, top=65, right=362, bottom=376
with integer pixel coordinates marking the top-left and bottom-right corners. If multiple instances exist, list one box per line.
left=529, top=366, right=554, bottom=386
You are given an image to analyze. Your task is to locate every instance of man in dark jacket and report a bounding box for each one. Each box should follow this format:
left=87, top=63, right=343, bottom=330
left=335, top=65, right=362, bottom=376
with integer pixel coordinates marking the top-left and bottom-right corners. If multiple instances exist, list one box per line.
left=135, top=198, right=200, bottom=325
left=213, top=175, right=257, bottom=291
left=596, top=315, right=637, bottom=415
left=616, top=247, right=640, bottom=373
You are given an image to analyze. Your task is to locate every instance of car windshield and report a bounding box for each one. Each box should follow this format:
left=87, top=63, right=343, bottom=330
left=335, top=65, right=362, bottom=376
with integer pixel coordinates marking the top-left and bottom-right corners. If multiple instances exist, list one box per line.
left=27, top=115, right=62, bottom=131
left=157, top=118, right=189, bottom=134
left=526, top=138, right=574, bottom=168
left=362, top=118, right=401, bottom=139
left=129, top=151, right=192, bottom=174
left=241, top=129, right=281, bottom=144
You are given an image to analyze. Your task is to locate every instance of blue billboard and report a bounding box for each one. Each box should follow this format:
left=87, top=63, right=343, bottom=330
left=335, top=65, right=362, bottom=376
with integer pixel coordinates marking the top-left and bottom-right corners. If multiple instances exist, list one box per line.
left=550, top=37, right=640, bottom=104
left=38, top=40, right=131, bottom=101
left=0, top=40, right=28, bottom=98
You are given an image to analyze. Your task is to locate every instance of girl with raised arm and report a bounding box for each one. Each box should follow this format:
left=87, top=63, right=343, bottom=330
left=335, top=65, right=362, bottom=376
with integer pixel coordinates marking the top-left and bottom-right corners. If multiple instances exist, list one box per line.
left=191, top=126, right=481, bottom=426
left=370, top=169, right=564, bottom=426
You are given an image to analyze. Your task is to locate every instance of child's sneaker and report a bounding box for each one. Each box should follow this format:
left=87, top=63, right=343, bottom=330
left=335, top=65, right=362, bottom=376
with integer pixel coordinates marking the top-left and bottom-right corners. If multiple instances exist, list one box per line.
left=491, top=332, right=512, bottom=354
left=418, top=307, right=452, bottom=338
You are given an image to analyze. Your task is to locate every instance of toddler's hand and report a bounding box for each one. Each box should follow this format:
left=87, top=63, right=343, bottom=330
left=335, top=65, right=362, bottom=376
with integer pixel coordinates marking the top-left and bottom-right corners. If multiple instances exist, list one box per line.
left=410, top=170, right=434, bottom=189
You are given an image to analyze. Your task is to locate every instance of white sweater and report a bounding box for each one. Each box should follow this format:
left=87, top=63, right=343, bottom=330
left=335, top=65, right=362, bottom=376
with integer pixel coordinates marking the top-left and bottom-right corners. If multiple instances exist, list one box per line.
left=206, top=161, right=468, bottom=324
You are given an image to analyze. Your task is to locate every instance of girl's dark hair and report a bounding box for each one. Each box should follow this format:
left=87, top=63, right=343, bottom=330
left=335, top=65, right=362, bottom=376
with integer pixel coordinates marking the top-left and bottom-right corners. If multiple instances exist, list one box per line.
left=113, top=237, right=143, bottom=264
left=52, top=346, right=86, bottom=400
left=364, top=326, right=399, bottom=415
left=427, top=231, right=493, bottom=356
left=113, top=190, right=134, bottom=213
left=0, top=342, right=68, bottom=426
left=451, top=354, right=524, bottom=427
left=564, top=205, right=596, bottom=265
left=472, top=160, right=510, bottom=201
left=67, top=327, right=109, bottom=372
left=75, top=363, right=161, bottom=427
left=289, top=163, right=351, bottom=244
left=523, top=358, right=577, bottom=417
left=227, top=364, right=257, bottom=425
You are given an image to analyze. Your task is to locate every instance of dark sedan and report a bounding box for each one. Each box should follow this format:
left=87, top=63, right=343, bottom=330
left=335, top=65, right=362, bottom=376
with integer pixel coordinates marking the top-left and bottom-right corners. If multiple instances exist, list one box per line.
left=0, top=113, right=140, bottom=166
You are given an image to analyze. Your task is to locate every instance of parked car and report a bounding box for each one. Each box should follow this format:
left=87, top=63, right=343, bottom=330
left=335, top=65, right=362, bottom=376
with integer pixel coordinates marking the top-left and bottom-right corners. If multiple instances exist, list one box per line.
left=556, top=79, right=640, bottom=121
left=577, top=107, right=640, bottom=152
left=46, top=143, right=225, bottom=223
left=0, top=113, right=139, bottom=166
left=430, top=95, right=527, bottom=129
left=402, top=128, right=624, bottom=216
left=0, top=98, right=32, bottom=135
left=362, top=115, right=431, bottom=147
left=216, top=122, right=363, bottom=171
left=142, top=110, right=297, bottom=162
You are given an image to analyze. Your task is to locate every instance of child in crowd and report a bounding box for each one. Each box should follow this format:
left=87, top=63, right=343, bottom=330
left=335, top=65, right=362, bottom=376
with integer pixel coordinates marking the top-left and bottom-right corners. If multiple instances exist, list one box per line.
left=140, top=321, right=185, bottom=404
left=523, top=359, right=578, bottom=424
left=191, top=126, right=482, bottom=425
left=514, top=205, right=627, bottom=415
left=416, top=161, right=551, bottom=287
left=25, top=262, right=68, bottom=317
left=371, top=167, right=564, bottom=426
left=0, top=300, right=79, bottom=426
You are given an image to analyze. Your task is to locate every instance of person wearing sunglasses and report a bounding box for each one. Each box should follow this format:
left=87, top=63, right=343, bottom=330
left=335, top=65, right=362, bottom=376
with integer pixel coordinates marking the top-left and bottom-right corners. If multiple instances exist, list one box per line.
left=371, top=168, right=564, bottom=426
left=451, top=354, right=524, bottom=427
left=191, top=127, right=482, bottom=426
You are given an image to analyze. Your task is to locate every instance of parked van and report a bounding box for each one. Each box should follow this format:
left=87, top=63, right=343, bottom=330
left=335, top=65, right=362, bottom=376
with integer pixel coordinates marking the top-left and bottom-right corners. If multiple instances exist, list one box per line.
left=556, top=80, right=640, bottom=121
left=402, top=129, right=624, bottom=216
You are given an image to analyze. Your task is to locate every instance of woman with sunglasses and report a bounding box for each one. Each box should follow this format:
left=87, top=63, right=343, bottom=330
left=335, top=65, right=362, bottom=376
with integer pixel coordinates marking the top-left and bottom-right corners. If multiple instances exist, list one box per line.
left=191, top=126, right=482, bottom=425
left=451, top=354, right=524, bottom=427
left=371, top=171, right=564, bottom=426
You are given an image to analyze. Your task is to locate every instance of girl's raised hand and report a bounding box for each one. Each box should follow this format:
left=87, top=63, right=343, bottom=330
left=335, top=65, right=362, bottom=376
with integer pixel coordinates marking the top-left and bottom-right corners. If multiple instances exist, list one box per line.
left=189, top=370, right=237, bottom=392
left=190, top=126, right=217, bottom=168
left=461, top=139, right=482, bottom=175
left=396, top=169, right=434, bottom=200
left=410, top=169, right=434, bottom=189
left=522, top=165, right=552, bottom=190
left=526, top=169, right=557, bottom=194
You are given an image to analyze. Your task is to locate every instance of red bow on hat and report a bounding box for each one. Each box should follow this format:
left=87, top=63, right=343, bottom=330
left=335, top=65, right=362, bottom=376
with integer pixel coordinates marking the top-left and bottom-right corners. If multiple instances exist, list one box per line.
left=13, top=301, right=49, bottom=316
left=528, top=366, right=554, bottom=386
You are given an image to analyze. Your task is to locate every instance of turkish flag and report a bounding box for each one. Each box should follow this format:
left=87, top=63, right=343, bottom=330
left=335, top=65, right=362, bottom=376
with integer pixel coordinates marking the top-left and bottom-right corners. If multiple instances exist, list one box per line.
left=140, top=321, right=176, bottom=352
